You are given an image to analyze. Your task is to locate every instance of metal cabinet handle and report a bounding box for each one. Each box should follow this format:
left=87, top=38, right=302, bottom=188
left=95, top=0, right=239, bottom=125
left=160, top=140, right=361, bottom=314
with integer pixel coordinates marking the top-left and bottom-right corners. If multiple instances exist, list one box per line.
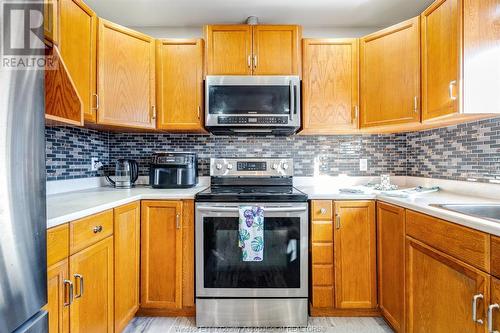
left=354, top=105, right=359, bottom=120
left=320, top=208, right=327, bottom=215
left=63, top=279, right=73, bottom=306
left=335, top=214, right=341, bottom=229
left=253, top=55, right=258, bottom=68
left=93, top=93, right=99, bottom=110
left=151, top=105, right=157, bottom=120
left=93, top=225, right=103, bottom=233
left=197, top=106, right=201, bottom=120
left=488, top=303, right=500, bottom=333
left=176, top=213, right=181, bottom=229
left=413, top=96, right=418, bottom=113
left=74, top=274, right=84, bottom=298
left=247, top=55, right=252, bottom=68
left=473, top=293, right=484, bottom=324
left=449, top=80, right=457, bottom=101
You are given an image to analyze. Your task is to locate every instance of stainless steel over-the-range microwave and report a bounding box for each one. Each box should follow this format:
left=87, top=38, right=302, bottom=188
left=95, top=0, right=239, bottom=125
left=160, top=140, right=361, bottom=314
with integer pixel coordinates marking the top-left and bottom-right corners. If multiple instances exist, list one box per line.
left=205, top=75, right=301, bottom=135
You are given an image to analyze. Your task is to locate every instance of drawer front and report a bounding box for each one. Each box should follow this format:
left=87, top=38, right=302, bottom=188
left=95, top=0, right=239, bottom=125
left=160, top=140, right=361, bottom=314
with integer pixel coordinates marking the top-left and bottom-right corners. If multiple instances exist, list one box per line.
left=312, top=265, right=333, bottom=286
left=312, top=286, right=334, bottom=308
left=492, top=236, right=500, bottom=278
left=311, top=200, right=333, bottom=220
left=311, top=243, right=333, bottom=265
left=47, top=224, right=69, bottom=267
left=312, top=221, right=333, bottom=242
left=70, top=210, right=113, bottom=254
left=406, top=210, right=490, bottom=272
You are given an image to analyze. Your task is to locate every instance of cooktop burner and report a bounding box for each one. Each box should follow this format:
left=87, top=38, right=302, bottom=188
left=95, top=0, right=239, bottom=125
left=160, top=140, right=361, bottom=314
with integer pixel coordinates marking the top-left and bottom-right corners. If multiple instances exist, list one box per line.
left=195, top=185, right=308, bottom=202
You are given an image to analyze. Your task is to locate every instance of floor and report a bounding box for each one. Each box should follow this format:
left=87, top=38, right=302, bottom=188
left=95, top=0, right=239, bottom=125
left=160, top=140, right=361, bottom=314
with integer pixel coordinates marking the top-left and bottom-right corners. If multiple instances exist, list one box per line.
left=124, top=317, right=393, bottom=333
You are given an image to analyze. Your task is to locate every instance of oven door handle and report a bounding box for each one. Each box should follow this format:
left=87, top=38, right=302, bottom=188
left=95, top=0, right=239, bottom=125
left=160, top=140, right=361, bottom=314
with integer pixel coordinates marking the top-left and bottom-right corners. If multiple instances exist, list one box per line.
left=197, top=206, right=307, bottom=213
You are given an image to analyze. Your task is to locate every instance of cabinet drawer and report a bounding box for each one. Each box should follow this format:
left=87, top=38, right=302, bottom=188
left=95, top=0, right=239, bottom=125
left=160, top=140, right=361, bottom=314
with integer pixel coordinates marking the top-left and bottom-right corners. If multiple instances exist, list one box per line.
left=492, top=236, right=500, bottom=278
left=312, top=286, right=334, bottom=308
left=70, top=210, right=113, bottom=254
left=312, top=265, right=333, bottom=286
left=311, top=243, right=333, bottom=264
left=312, top=221, right=333, bottom=242
left=311, top=200, right=333, bottom=220
left=406, top=210, right=490, bottom=272
left=47, top=224, right=69, bottom=267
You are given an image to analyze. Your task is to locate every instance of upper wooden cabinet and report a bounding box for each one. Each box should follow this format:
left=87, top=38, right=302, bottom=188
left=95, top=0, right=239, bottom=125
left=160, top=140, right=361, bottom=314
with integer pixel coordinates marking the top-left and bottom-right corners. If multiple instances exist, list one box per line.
left=204, top=24, right=301, bottom=76
left=44, top=0, right=59, bottom=46
left=156, top=39, right=205, bottom=132
left=377, top=202, right=405, bottom=332
left=59, top=0, right=97, bottom=123
left=301, top=39, right=359, bottom=134
left=406, top=237, right=488, bottom=333
left=97, top=19, right=156, bottom=129
left=360, top=17, right=421, bottom=128
left=421, top=0, right=460, bottom=120
left=334, top=201, right=377, bottom=309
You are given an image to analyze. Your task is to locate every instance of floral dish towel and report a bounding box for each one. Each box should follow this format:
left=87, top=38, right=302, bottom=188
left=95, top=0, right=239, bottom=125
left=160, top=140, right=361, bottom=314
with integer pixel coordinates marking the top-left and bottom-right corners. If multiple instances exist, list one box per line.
left=238, top=206, right=264, bottom=262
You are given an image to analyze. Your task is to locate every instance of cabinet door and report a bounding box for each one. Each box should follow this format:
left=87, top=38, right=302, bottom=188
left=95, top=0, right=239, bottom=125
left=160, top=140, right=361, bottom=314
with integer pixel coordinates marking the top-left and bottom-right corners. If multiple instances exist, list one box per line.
left=44, top=0, right=58, bottom=46
left=114, top=202, right=140, bottom=333
left=406, top=237, right=488, bottom=333
left=421, top=0, right=460, bottom=120
left=156, top=39, right=205, bottom=132
left=47, top=259, right=69, bottom=333
left=252, top=25, right=301, bottom=75
left=141, top=201, right=183, bottom=309
left=70, top=237, right=114, bottom=333
left=333, top=201, right=377, bottom=309
left=97, top=19, right=156, bottom=129
left=59, top=0, right=97, bottom=122
left=302, top=39, right=358, bottom=134
left=360, top=17, right=420, bottom=128
left=204, top=25, right=252, bottom=75
left=491, top=278, right=500, bottom=333
left=377, top=202, right=405, bottom=332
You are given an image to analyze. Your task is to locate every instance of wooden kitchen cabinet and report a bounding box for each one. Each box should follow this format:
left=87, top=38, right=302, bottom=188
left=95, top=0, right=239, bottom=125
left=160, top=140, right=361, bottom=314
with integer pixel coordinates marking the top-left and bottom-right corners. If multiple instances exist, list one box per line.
left=156, top=39, right=205, bottom=132
left=140, top=200, right=195, bottom=315
left=492, top=236, right=500, bottom=279
left=334, top=201, right=377, bottom=309
left=421, top=0, right=460, bottom=120
left=490, top=278, right=500, bottom=333
left=47, top=259, right=70, bottom=333
left=204, top=24, right=301, bottom=76
left=406, top=237, right=489, bottom=333
left=59, top=0, right=97, bottom=123
left=70, top=236, right=114, bottom=333
left=377, top=202, right=405, bottom=332
left=301, top=39, right=359, bottom=134
left=360, top=17, right=420, bottom=128
left=114, top=202, right=140, bottom=333
left=44, top=0, right=58, bottom=46
left=97, top=19, right=156, bottom=129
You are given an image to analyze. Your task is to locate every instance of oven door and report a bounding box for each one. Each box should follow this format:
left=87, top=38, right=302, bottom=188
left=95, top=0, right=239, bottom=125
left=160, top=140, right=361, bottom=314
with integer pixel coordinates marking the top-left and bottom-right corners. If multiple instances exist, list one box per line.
left=195, top=202, right=308, bottom=298
left=205, top=76, right=300, bottom=129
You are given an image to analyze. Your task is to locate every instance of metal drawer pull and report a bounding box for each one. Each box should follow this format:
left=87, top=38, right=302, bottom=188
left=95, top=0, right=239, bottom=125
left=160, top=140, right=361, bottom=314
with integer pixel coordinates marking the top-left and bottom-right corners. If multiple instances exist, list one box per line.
left=176, top=213, right=181, bottom=229
left=93, top=225, right=103, bottom=233
left=473, top=293, right=484, bottom=324
left=488, top=303, right=499, bottom=333
left=63, top=279, right=73, bottom=306
left=74, top=274, right=84, bottom=298
left=449, top=80, right=457, bottom=101
left=197, top=206, right=307, bottom=213
left=335, top=214, right=341, bottom=229
left=320, top=208, right=327, bottom=215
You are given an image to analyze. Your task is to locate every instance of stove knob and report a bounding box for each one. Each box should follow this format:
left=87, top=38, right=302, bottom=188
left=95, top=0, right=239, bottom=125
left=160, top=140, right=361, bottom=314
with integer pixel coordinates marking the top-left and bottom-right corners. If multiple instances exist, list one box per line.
left=271, top=163, right=278, bottom=170
left=215, top=163, right=223, bottom=170
left=227, top=163, right=233, bottom=170
left=282, top=163, right=289, bottom=170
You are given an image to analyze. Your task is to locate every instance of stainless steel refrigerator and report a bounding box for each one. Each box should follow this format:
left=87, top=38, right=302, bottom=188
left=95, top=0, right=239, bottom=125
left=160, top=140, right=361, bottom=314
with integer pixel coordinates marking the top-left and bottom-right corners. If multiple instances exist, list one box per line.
left=0, top=1, right=48, bottom=332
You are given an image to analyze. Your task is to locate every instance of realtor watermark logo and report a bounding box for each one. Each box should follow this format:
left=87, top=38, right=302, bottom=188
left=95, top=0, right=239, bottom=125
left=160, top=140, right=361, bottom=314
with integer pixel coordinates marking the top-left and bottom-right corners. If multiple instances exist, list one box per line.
left=1, top=0, right=55, bottom=69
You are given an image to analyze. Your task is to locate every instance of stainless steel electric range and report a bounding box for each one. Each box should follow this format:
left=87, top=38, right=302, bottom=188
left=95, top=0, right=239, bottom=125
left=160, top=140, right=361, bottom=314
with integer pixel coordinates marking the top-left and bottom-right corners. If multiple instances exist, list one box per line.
left=195, top=158, right=308, bottom=327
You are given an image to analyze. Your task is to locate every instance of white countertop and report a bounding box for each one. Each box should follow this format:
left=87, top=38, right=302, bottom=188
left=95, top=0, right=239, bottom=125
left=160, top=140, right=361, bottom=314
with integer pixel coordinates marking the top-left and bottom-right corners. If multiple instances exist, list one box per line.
left=47, top=176, right=500, bottom=236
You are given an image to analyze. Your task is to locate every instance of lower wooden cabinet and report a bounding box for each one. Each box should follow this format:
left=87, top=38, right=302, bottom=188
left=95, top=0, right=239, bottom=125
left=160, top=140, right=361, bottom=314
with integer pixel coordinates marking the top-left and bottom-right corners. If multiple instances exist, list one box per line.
left=377, top=202, right=405, bottom=332
left=310, top=200, right=377, bottom=315
left=70, top=236, right=114, bottom=333
left=490, top=278, right=500, bottom=333
left=406, top=237, right=489, bottom=333
left=140, top=200, right=195, bottom=315
left=114, top=202, right=141, bottom=332
left=47, top=259, right=70, bottom=333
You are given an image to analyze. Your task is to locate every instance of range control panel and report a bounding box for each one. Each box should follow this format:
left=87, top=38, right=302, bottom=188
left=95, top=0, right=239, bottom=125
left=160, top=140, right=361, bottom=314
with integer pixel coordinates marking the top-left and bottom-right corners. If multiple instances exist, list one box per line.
left=210, top=158, right=293, bottom=177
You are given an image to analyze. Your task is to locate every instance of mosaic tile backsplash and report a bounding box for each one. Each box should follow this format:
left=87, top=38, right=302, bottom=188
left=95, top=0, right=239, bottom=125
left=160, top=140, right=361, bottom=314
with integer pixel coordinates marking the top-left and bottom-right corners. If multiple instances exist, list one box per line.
left=45, top=117, right=500, bottom=183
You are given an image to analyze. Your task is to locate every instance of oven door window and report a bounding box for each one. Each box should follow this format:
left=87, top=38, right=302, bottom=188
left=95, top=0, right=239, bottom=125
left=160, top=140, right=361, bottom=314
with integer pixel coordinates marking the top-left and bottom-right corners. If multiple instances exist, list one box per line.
left=208, top=85, right=290, bottom=114
left=203, top=216, right=300, bottom=288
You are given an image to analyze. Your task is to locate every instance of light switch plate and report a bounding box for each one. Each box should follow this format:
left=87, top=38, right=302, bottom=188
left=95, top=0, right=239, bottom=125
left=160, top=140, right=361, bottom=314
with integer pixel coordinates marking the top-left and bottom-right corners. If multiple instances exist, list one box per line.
left=359, top=159, right=368, bottom=172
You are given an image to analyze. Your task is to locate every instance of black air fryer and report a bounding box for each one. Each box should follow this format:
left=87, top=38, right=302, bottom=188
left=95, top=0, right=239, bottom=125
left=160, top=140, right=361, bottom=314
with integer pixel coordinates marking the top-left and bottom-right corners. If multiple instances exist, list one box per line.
left=149, top=152, right=198, bottom=188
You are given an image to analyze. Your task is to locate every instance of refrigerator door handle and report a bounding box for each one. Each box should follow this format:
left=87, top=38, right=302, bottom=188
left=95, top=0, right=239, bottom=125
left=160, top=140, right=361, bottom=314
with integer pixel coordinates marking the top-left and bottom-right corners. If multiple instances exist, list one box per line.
left=74, top=274, right=84, bottom=298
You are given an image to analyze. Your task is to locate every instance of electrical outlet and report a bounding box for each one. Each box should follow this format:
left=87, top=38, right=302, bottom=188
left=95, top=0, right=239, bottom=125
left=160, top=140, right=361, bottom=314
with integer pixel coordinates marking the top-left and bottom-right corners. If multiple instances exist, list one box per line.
left=90, top=157, right=101, bottom=171
left=359, top=159, right=368, bottom=172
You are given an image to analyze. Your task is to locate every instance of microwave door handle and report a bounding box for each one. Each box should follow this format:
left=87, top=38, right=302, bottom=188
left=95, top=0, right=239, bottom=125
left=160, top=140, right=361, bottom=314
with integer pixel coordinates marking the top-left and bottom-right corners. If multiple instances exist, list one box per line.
left=197, top=206, right=307, bottom=213
left=289, top=80, right=294, bottom=121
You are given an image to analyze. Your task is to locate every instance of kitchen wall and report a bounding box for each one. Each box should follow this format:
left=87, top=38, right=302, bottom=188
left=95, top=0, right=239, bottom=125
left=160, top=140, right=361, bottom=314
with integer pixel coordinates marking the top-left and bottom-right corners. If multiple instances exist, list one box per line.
left=45, top=117, right=500, bottom=183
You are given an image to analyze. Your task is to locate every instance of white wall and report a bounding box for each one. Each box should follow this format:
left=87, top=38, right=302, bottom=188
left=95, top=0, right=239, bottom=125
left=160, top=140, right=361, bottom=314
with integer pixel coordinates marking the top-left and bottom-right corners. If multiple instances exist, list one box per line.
left=131, top=26, right=382, bottom=39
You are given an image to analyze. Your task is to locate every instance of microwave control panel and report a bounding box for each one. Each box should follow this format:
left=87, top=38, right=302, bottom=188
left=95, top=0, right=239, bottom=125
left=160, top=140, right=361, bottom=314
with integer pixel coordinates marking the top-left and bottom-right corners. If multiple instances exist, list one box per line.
left=217, top=116, right=288, bottom=125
